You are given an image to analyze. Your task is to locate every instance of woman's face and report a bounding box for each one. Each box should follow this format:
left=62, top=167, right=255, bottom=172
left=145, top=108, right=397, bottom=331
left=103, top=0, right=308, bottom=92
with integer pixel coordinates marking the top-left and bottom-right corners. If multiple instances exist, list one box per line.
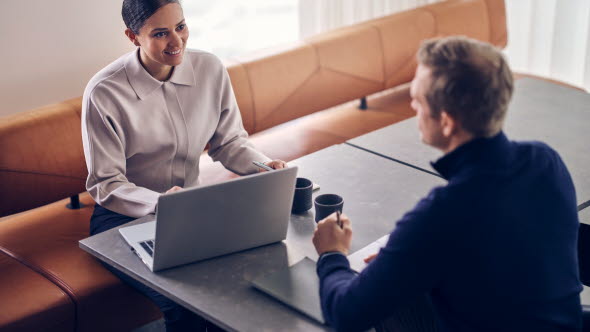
left=126, top=3, right=189, bottom=79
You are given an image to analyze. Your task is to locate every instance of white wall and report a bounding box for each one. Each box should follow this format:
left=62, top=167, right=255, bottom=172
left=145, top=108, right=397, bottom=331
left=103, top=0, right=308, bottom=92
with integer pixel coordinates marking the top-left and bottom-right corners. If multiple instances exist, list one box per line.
left=0, top=0, right=134, bottom=117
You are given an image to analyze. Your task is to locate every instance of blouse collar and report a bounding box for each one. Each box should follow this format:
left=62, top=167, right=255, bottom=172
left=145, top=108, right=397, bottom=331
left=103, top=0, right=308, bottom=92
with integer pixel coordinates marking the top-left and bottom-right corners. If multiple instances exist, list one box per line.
left=125, top=48, right=195, bottom=100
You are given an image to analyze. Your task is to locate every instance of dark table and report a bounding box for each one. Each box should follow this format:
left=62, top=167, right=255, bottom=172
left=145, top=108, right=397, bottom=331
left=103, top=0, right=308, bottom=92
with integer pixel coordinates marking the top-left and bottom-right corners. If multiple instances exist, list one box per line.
left=348, top=78, right=590, bottom=207
left=346, top=116, right=440, bottom=176
left=80, top=144, right=445, bottom=332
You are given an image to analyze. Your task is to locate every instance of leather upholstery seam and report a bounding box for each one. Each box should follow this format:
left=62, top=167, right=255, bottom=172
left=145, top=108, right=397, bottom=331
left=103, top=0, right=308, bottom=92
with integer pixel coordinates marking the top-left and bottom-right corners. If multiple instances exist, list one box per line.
left=320, top=67, right=384, bottom=85
left=384, top=59, right=418, bottom=87
left=240, top=61, right=259, bottom=133
left=480, top=0, right=493, bottom=43
left=420, top=8, right=438, bottom=37
left=0, top=245, right=79, bottom=331
left=367, top=24, right=388, bottom=90
left=258, top=67, right=320, bottom=128
left=239, top=62, right=257, bottom=135
left=258, top=41, right=321, bottom=127
left=0, top=169, right=85, bottom=180
left=306, top=36, right=384, bottom=84
left=378, top=9, right=438, bottom=86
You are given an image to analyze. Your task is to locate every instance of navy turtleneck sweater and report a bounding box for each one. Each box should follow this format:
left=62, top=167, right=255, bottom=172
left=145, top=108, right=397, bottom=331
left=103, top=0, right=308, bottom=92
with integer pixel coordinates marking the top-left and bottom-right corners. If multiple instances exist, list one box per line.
left=317, top=132, right=582, bottom=332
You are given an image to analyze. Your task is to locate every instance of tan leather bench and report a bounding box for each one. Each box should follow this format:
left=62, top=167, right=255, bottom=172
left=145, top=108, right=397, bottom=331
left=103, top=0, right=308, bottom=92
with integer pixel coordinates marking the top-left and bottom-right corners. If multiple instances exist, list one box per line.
left=0, top=251, right=75, bottom=331
left=0, top=1, right=507, bottom=330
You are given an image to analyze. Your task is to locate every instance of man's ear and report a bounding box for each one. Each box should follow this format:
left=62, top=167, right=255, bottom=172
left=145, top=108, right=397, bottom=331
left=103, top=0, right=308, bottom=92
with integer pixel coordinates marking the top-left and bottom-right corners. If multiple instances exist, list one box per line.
left=440, top=111, right=456, bottom=137
left=125, top=28, right=141, bottom=47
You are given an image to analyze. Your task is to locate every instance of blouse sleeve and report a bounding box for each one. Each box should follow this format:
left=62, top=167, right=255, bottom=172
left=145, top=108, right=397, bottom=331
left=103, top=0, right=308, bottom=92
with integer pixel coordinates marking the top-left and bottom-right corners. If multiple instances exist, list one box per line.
left=207, top=64, right=270, bottom=175
left=82, top=87, right=160, bottom=218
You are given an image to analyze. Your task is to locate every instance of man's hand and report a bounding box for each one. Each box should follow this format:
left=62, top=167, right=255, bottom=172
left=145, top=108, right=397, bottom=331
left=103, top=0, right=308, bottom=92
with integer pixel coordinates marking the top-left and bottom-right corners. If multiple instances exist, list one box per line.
left=312, top=212, right=352, bottom=256
left=258, top=159, right=287, bottom=172
left=364, top=253, right=378, bottom=263
left=165, top=186, right=182, bottom=194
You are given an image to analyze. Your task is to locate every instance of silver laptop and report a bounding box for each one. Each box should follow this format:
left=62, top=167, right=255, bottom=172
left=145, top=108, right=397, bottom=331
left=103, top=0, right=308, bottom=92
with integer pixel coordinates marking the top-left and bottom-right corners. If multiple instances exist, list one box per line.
left=119, top=166, right=298, bottom=272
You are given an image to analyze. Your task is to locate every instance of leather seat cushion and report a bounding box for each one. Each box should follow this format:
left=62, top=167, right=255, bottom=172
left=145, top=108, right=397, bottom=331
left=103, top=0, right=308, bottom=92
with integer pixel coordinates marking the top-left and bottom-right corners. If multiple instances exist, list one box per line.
left=0, top=251, right=75, bottom=332
left=0, top=193, right=161, bottom=332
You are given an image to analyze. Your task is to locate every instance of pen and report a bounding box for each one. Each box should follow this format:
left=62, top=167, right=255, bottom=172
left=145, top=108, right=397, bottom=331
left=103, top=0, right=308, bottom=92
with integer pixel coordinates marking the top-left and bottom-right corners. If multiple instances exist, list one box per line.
left=253, top=161, right=274, bottom=172
left=336, top=210, right=342, bottom=228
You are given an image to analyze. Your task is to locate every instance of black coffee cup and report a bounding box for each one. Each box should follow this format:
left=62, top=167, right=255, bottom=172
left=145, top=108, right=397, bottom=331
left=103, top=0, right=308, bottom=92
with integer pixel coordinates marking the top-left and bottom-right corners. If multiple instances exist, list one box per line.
left=292, top=177, right=313, bottom=213
left=314, top=194, right=344, bottom=222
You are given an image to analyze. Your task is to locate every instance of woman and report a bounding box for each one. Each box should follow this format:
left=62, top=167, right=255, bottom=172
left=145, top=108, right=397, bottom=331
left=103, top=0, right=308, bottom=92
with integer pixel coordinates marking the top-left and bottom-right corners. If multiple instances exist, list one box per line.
left=81, top=0, right=286, bottom=330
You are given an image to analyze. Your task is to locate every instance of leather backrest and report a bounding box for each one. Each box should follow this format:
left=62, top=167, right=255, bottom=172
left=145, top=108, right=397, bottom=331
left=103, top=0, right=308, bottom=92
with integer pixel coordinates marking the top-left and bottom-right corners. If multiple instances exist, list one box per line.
left=0, top=98, right=86, bottom=216
left=0, top=0, right=506, bottom=216
left=228, top=0, right=507, bottom=132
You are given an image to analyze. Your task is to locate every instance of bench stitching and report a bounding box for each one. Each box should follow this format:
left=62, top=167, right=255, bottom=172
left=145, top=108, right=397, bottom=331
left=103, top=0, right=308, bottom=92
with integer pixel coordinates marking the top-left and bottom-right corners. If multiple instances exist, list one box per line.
left=0, top=245, right=79, bottom=331
left=321, top=65, right=384, bottom=85
left=238, top=61, right=259, bottom=133
left=367, top=24, right=388, bottom=90
left=256, top=41, right=321, bottom=126
left=0, top=169, right=85, bottom=180
left=480, top=0, right=493, bottom=43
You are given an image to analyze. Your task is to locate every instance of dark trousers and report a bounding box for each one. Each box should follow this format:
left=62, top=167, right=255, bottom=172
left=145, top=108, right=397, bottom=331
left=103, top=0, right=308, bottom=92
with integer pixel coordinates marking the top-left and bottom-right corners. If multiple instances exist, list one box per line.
left=90, top=205, right=223, bottom=332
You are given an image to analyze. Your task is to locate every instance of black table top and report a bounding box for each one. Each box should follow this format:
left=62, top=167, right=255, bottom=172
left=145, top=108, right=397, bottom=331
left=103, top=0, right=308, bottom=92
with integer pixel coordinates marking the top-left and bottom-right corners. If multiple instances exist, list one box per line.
left=80, top=144, right=444, bottom=332
left=348, top=78, right=590, bottom=207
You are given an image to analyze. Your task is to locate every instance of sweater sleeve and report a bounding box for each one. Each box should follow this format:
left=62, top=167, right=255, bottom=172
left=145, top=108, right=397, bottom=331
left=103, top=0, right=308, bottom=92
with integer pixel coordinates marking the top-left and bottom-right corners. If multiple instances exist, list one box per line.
left=316, top=187, right=451, bottom=332
left=207, top=64, right=270, bottom=175
left=82, top=88, right=160, bottom=218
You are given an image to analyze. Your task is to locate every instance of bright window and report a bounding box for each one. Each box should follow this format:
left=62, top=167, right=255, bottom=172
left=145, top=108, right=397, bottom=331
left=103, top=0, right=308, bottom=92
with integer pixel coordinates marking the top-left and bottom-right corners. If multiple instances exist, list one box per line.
left=184, top=1, right=299, bottom=59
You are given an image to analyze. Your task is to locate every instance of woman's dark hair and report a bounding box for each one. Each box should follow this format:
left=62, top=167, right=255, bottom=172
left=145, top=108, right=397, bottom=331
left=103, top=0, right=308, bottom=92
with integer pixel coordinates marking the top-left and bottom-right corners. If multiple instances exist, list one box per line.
left=122, top=0, right=181, bottom=34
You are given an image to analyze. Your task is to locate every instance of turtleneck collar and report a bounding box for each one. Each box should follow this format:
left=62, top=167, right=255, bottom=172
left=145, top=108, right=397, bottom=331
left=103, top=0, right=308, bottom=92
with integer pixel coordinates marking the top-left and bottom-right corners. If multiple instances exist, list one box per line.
left=431, top=131, right=512, bottom=180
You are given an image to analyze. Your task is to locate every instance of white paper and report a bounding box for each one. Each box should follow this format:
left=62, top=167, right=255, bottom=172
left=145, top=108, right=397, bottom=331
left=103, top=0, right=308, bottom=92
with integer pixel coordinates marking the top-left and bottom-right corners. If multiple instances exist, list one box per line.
left=347, top=234, right=390, bottom=272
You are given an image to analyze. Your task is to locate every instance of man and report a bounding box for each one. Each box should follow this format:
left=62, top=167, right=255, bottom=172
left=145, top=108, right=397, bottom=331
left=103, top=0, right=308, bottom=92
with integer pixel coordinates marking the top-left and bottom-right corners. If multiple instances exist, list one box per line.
left=312, top=36, right=582, bottom=332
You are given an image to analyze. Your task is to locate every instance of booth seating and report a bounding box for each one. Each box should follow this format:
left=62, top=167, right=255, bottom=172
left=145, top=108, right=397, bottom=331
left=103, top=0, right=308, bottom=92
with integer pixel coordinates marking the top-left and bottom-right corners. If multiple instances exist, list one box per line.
left=0, top=0, right=507, bottom=330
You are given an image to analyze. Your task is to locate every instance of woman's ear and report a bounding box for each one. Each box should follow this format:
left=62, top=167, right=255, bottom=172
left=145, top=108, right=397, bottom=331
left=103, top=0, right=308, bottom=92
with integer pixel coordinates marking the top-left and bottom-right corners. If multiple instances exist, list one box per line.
left=125, top=28, right=141, bottom=47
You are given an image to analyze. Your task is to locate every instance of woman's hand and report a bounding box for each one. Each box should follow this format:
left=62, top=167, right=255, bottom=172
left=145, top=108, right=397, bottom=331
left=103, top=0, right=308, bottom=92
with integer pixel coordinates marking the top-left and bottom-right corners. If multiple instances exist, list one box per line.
left=165, top=186, right=183, bottom=194
left=258, top=160, right=288, bottom=172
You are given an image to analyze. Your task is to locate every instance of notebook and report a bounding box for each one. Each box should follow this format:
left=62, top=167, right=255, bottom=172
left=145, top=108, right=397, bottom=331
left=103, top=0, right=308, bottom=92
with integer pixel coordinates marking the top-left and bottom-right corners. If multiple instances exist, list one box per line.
left=251, top=235, right=391, bottom=324
left=252, top=257, right=325, bottom=324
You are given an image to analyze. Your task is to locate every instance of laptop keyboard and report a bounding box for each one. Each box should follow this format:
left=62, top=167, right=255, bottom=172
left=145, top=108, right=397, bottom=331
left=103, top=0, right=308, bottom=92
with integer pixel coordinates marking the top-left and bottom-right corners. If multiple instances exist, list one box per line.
left=139, top=239, right=155, bottom=257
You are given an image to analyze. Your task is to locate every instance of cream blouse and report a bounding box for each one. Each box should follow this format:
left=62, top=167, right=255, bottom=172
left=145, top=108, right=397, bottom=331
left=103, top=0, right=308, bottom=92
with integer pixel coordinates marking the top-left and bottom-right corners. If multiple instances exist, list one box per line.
left=82, top=49, right=269, bottom=218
